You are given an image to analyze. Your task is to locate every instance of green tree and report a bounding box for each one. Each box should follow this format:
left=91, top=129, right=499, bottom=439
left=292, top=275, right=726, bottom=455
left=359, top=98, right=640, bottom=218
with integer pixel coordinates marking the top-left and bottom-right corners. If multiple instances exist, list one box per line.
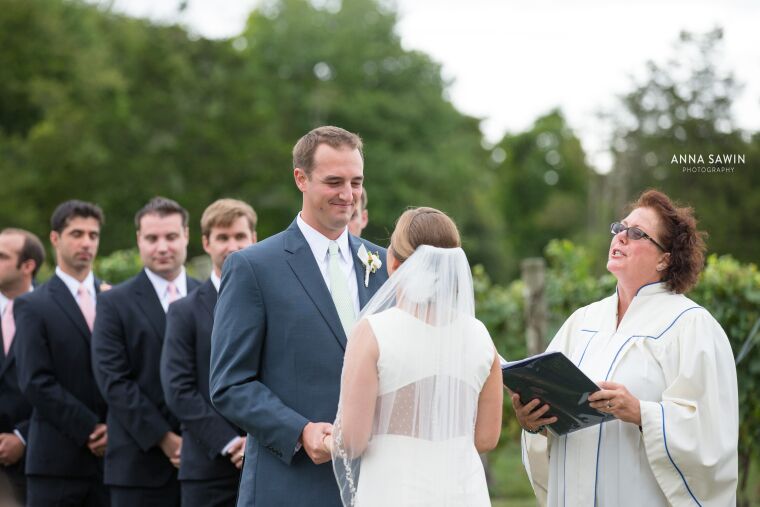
left=607, top=29, right=760, bottom=262
left=492, top=110, right=595, bottom=271
left=0, top=0, right=508, bottom=278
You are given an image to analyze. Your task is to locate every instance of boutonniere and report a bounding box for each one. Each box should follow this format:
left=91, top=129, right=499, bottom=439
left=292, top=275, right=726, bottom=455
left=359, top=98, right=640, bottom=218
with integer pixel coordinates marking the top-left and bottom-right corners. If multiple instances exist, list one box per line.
left=357, top=244, right=382, bottom=287
left=99, top=282, right=112, bottom=292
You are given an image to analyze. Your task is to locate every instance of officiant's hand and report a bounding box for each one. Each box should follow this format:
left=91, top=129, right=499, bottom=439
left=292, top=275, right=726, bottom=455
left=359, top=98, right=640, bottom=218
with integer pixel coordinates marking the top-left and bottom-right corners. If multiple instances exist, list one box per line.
left=301, top=422, right=333, bottom=465
left=589, top=381, right=641, bottom=426
left=509, top=390, right=557, bottom=434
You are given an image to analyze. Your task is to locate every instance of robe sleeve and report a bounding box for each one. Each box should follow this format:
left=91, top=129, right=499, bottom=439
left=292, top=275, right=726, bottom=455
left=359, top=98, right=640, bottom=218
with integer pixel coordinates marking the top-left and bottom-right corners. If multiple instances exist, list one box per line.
left=639, top=309, right=738, bottom=507
left=520, top=306, right=586, bottom=507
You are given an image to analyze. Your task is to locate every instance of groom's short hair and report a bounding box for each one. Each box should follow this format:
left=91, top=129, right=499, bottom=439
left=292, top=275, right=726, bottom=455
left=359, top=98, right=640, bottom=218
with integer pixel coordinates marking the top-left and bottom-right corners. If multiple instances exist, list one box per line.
left=293, top=126, right=363, bottom=176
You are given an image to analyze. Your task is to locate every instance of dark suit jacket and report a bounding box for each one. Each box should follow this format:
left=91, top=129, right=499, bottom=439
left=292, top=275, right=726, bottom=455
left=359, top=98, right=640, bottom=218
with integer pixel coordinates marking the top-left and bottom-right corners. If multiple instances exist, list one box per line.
left=14, top=275, right=107, bottom=478
left=0, top=299, right=31, bottom=481
left=91, top=270, right=200, bottom=488
left=160, top=278, right=242, bottom=481
left=210, top=221, right=388, bottom=506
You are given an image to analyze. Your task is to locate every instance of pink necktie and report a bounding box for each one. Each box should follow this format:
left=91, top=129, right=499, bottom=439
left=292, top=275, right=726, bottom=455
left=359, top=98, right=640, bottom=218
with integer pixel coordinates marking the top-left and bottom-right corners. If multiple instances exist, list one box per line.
left=2, top=300, right=14, bottom=355
left=78, top=284, right=96, bottom=332
left=167, top=282, right=179, bottom=305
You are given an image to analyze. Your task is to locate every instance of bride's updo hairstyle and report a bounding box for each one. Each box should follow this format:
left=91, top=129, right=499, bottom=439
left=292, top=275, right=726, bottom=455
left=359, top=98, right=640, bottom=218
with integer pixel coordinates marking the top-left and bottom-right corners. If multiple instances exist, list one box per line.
left=389, top=207, right=461, bottom=263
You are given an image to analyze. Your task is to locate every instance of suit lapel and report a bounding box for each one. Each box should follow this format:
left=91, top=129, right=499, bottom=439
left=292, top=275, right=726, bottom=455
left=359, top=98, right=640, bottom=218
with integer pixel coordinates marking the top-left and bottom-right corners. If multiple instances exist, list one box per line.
left=49, top=275, right=92, bottom=342
left=0, top=325, right=8, bottom=376
left=198, top=279, right=217, bottom=320
left=133, top=270, right=167, bottom=340
left=284, top=222, right=348, bottom=350
left=349, top=235, right=371, bottom=309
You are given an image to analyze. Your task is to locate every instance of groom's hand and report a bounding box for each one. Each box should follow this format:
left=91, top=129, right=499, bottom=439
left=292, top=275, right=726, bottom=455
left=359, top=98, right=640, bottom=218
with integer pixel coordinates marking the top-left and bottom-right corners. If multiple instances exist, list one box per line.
left=301, top=422, right=333, bottom=465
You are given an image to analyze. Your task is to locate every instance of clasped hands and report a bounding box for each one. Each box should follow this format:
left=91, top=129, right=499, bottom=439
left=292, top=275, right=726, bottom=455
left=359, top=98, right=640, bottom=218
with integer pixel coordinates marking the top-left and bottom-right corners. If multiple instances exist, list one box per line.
left=511, top=380, right=642, bottom=433
left=0, top=433, right=25, bottom=466
left=87, top=423, right=108, bottom=457
left=226, top=436, right=247, bottom=470
left=301, top=421, right=333, bottom=465
left=159, top=431, right=182, bottom=468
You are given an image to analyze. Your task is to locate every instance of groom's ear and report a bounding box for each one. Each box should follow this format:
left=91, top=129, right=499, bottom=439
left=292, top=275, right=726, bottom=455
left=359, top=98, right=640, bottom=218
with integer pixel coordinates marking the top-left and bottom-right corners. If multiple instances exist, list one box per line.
left=294, top=167, right=309, bottom=192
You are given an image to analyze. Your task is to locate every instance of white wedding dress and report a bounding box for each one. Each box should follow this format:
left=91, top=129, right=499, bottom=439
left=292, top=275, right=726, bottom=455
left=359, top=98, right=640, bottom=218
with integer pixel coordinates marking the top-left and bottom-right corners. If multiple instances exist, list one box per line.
left=351, top=307, right=494, bottom=506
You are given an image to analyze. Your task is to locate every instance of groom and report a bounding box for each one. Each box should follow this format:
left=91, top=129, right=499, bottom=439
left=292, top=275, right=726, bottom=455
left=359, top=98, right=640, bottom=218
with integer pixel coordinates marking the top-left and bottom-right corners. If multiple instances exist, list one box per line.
left=210, top=126, right=388, bottom=506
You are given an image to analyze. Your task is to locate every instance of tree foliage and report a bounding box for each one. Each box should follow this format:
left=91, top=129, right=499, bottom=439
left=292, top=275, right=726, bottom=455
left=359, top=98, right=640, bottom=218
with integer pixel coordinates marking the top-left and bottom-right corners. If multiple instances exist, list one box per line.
left=0, top=0, right=508, bottom=277
left=607, top=29, right=760, bottom=263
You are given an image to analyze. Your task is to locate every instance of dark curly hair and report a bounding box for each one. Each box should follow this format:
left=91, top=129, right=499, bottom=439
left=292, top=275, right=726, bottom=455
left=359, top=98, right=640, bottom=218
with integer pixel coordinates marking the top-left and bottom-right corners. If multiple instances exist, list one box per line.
left=630, top=189, right=707, bottom=294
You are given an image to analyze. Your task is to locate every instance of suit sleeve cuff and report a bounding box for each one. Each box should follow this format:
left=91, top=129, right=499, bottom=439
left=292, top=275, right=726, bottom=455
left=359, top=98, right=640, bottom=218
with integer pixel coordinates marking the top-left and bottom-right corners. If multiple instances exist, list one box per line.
left=13, top=429, right=26, bottom=446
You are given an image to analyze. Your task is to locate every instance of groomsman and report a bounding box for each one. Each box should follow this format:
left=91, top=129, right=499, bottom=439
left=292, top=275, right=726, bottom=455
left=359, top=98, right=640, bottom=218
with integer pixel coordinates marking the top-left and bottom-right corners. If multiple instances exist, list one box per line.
left=0, top=228, right=44, bottom=504
left=160, top=199, right=257, bottom=507
left=347, top=187, right=368, bottom=237
left=14, top=201, right=109, bottom=506
left=92, top=197, right=199, bottom=507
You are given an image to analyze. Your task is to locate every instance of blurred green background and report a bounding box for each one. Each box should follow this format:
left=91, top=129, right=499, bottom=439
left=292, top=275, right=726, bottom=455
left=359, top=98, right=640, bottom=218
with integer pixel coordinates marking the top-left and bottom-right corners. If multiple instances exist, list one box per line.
left=1, top=0, right=758, bottom=504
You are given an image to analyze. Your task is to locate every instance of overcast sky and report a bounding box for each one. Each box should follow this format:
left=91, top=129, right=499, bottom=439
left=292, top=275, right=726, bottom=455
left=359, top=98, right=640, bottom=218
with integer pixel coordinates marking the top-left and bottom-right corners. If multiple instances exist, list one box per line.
left=98, top=0, right=760, bottom=171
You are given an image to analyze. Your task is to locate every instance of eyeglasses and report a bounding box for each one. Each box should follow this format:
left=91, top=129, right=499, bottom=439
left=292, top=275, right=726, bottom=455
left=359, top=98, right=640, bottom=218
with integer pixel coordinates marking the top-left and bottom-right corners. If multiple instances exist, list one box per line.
left=610, top=222, right=667, bottom=252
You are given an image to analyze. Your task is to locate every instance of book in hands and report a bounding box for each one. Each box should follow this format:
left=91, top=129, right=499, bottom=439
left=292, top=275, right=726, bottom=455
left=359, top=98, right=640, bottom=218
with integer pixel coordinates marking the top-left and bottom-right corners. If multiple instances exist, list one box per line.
left=501, top=351, right=614, bottom=436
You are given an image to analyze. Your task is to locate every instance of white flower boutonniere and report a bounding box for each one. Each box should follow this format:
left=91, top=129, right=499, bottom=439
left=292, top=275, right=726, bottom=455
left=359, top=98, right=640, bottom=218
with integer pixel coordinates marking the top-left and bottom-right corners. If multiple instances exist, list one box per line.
left=357, top=244, right=382, bottom=287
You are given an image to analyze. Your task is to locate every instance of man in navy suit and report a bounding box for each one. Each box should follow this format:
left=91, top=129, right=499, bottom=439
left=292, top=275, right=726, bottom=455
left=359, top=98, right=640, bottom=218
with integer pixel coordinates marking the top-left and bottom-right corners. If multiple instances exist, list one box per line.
left=160, top=199, right=257, bottom=507
left=210, top=126, right=389, bottom=506
left=0, top=228, right=44, bottom=505
left=92, top=197, right=200, bottom=507
left=14, top=201, right=109, bottom=506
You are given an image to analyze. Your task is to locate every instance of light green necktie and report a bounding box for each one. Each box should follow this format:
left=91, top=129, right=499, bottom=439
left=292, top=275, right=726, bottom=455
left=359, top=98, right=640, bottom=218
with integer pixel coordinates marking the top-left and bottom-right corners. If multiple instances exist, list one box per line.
left=328, top=241, right=356, bottom=336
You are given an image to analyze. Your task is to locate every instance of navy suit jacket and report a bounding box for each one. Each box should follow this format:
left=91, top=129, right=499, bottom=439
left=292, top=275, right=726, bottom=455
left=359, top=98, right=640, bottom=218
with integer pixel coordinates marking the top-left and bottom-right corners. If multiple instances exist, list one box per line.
left=160, top=278, right=242, bottom=481
left=91, top=269, right=199, bottom=488
left=14, top=275, right=107, bottom=478
left=210, top=221, right=388, bottom=506
left=0, top=299, right=32, bottom=480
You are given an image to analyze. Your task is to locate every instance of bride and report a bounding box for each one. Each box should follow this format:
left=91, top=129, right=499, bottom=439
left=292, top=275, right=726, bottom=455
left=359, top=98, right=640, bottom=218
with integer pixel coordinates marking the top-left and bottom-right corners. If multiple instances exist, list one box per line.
left=325, top=207, right=503, bottom=506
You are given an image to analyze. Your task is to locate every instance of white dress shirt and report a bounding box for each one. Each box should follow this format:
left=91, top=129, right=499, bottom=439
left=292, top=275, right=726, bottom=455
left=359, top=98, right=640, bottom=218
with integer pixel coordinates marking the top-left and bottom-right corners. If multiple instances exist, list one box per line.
left=0, top=291, right=11, bottom=321
left=55, top=267, right=96, bottom=308
left=210, top=270, right=221, bottom=293
left=296, top=213, right=360, bottom=317
left=144, top=267, right=188, bottom=313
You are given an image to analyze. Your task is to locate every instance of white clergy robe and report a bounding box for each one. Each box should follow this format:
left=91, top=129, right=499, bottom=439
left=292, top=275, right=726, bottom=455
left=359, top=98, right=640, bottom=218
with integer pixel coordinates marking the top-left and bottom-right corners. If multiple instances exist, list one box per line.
left=522, top=282, right=738, bottom=507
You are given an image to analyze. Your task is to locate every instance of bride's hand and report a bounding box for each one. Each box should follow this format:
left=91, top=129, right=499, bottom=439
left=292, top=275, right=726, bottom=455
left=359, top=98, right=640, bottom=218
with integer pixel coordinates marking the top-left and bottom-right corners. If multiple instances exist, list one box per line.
left=322, top=434, right=334, bottom=454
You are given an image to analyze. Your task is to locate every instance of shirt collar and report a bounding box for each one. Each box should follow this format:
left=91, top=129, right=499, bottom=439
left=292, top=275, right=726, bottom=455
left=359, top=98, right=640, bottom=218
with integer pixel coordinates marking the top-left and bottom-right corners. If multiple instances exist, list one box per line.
left=210, top=270, right=221, bottom=293
left=144, top=266, right=187, bottom=299
left=634, top=281, right=669, bottom=297
left=55, top=266, right=95, bottom=298
left=296, top=213, right=352, bottom=265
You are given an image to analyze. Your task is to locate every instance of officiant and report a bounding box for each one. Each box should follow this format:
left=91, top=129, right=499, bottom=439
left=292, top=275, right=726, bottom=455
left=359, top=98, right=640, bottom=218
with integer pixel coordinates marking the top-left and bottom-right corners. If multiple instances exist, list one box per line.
left=514, top=189, right=738, bottom=506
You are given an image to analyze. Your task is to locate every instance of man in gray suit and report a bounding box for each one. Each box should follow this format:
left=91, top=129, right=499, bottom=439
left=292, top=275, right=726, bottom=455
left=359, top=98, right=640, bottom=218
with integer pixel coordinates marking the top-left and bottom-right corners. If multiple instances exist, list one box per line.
left=210, top=126, right=388, bottom=506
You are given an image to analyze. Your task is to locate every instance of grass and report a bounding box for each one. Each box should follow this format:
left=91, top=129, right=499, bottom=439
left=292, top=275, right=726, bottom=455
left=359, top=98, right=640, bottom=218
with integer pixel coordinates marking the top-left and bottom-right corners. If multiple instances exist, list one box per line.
left=488, top=439, right=535, bottom=505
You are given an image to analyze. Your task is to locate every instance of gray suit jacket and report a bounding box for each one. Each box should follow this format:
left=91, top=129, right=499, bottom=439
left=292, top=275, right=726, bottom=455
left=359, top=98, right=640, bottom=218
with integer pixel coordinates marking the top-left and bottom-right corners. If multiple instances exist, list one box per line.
left=210, top=220, right=388, bottom=506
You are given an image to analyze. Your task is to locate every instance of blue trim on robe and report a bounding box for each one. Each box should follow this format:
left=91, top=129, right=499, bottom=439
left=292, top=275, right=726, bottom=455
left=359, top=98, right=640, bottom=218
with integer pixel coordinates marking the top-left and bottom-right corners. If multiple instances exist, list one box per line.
left=593, top=423, right=604, bottom=507
left=563, top=328, right=597, bottom=505
left=562, top=435, right=568, bottom=507
left=635, top=280, right=663, bottom=296
left=577, top=330, right=598, bottom=367
left=589, top=305, right=704, bottom=506
left=660, top=403, right=703, bottom=506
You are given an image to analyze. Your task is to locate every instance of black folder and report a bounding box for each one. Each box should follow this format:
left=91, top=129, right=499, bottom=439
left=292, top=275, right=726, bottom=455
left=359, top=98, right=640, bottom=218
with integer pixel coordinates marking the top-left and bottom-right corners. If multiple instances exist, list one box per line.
left=502, top=351, right=614, bottom=436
